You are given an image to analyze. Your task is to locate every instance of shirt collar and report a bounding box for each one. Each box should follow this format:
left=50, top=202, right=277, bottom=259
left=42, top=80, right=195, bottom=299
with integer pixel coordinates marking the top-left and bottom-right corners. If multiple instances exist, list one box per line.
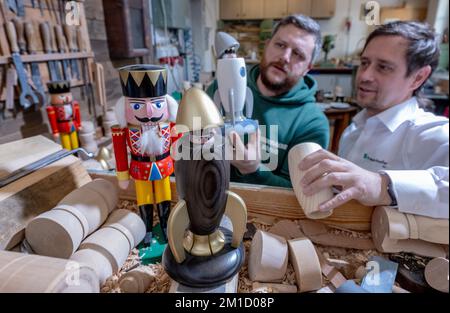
left=352, top=97, right=419, bottom=132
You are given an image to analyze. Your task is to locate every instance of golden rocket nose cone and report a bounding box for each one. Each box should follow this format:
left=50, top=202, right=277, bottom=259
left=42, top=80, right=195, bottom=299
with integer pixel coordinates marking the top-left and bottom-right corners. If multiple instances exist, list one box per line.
left=175, top=87, right=223, bottom=133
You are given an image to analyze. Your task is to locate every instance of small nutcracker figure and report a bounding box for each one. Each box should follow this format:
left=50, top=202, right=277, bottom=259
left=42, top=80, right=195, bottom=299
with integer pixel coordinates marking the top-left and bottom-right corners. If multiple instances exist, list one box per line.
left=46, top=80, right=81, bottom=150
left=112, top=64, right=179, bottom=248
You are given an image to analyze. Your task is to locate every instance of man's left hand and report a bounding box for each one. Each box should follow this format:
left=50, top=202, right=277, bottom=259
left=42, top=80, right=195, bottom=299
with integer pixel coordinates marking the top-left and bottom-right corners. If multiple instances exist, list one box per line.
left=228, top=129, right=261, bottom=175
left=298, top=149, right=392, bottom=212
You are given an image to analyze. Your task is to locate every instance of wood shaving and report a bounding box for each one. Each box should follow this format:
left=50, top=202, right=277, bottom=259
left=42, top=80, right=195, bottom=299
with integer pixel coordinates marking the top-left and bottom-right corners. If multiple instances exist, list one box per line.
left=101, top=200, right=388, bottom=293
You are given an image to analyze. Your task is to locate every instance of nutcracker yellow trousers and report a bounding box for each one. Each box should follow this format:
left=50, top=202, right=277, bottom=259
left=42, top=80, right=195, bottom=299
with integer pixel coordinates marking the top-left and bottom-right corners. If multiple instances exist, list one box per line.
left=135, top=177, right=171, bottom=206
left=60, top=131, right=79, bottom=150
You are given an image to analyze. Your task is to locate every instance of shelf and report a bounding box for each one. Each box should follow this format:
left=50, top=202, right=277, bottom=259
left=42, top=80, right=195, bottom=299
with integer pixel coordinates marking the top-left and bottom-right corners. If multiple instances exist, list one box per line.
left=0, top=52, right=95, bottom=65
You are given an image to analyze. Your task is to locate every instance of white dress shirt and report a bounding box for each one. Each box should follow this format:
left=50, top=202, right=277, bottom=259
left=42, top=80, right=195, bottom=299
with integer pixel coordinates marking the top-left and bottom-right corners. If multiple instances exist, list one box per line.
left=339, top=97, right=449, bottom=219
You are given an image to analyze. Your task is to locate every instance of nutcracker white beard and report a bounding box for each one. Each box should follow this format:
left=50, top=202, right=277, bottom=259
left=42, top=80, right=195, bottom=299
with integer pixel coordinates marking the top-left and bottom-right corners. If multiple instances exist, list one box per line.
left=140, top=125, right=165, bottom=155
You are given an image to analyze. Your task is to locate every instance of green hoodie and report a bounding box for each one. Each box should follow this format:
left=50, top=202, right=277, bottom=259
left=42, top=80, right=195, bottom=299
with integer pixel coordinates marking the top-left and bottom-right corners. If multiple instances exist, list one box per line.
left=207, top=64, right=329, bottom=188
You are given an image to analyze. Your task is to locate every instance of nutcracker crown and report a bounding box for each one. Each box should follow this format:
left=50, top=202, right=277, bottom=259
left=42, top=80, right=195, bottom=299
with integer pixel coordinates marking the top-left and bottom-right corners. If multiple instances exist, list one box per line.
left=47, top=80, right=71, bottom=94
left=119, top=64, right=167, bottom=98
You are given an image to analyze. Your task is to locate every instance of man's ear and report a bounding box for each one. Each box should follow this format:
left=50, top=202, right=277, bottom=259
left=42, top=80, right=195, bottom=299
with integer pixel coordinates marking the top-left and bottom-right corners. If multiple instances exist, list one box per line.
left=410, top=65, right=432, bottom=91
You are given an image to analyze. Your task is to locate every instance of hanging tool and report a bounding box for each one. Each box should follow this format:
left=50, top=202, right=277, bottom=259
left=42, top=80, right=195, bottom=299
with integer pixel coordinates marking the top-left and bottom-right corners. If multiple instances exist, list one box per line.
left=48, top=22, right=65, bottom=80
left=5, top=21, right=39, bottom=109
left=40, top=22, right=61, bottom=81
left=6, top=0, right=18, bottom=15
left=13, top=18, right=26, bottom=54
left=16, top=0, right=24, bottom=16
left=64, top=24, right=80, bottom=80
left=0, top=148, right=94, bottom=188
left=25, top=22, right=46, bottom=106
left=54, top=24, right=71, bottom=81
left=5, top=67, right=17, bottom=112
left=38, top=0, right=44, bottom=16
left=76, top=27, right=96, bottom=117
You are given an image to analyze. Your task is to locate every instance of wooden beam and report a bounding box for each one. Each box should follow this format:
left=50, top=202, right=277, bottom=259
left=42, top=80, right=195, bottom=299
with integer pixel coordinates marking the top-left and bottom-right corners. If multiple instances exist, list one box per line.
left=90, top=171, right=373, bottom=231
left=0, top=52, right=95, bottom=65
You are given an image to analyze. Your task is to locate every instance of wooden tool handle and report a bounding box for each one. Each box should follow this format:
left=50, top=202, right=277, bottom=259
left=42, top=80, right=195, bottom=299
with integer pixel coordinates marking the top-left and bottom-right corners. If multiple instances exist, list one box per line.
left=13, top=19, right=26, bottom=54
left=76, top=27, right=86, bottom=52
left=39, top=22, right=52, bottom=53
left=63, top=24, right=75, bottom=51
left=24, top=22, right=37, bottom=54
left=5, top=21, right=20, bottom=53
left=48, top=23, right=58, bottom=53
left=54, top=24, right=68, bottom=52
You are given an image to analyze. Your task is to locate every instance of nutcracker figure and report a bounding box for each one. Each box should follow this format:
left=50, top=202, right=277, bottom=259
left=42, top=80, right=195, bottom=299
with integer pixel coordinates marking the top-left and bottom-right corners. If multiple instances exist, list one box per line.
left=46, top=80, right=81, bottom=150
left=112, top=65, right=179, bottom=253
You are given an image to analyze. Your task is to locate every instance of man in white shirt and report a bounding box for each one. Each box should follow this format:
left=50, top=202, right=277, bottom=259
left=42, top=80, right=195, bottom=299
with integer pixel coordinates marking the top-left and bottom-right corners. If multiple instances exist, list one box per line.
left=299, top=21, right=449, bottom=219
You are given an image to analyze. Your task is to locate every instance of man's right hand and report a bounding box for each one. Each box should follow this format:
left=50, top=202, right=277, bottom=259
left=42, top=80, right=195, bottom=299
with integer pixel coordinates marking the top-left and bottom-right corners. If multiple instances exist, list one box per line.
left=118, top=179, right=130, bottom=190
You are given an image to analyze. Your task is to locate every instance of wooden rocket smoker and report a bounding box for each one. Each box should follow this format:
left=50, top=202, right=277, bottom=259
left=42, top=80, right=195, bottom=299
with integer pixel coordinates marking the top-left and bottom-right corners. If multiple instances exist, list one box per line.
left=162, top=88, right=247, bottom=288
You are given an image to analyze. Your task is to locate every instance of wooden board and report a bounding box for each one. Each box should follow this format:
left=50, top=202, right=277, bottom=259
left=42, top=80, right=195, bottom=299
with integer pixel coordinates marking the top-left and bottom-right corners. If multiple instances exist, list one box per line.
left=0, top=136, right=92, bottom=250
left=0, top=135, right=61, bottom=179
left=89, top=171, right=374, bottom=231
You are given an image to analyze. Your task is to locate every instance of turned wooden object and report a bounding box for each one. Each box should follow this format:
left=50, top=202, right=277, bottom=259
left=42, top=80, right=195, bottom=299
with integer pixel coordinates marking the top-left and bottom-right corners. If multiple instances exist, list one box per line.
left=70, top=248, right=113, bottom=285
left=78, top=121, right=98, bottom=155
left=288, top=143, right=334, bottom=219
left=371, top=206, right=448, bottom=257
left=79, top=210, right=145, bottom=273
left=424, top=257, right=449, bottom=293
left=119, top=266, right=157, bottom=293
left=248, top=230, right=288, bottom=282
left=25, top=179, right=118, bottom=258
left=288, top=238, right=323, bottom=292
left=0, top=250, right=99, bottom=293
left=102, top=109, right=117, bottom=138
left=0, top=136, right=91, bottom=251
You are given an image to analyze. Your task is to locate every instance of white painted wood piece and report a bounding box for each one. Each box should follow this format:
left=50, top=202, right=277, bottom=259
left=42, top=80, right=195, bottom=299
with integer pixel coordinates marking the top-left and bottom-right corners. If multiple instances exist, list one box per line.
left=288, top=143, right=334, bottom=219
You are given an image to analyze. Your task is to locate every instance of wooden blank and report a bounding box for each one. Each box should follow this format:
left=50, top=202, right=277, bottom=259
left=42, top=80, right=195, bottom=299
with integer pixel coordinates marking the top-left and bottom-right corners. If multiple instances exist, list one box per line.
left=424, top=257, right=449, bottom=293
left=119, top=267, right=156, bottom=293
left=288, top=238, right=322, bottom=292
left=25, top=179, right=119, bottom=258
left=372, top=206, right=447, bottom=258
left=70, top=248, right=113, bottom=285
left=288, top=143, right=334, bottom=219
left=248, top=230, right=288, bottom=282
left=0, top=250, right=99, bottom=293
left=0, top=136, right=91, bottom=250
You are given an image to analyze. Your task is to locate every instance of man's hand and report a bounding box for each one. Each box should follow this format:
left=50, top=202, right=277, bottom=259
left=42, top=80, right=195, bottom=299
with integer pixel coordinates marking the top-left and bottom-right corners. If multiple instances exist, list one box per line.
left=228, top=129, right=261, bottom=175
left=298, top=149, right=392, bottom=212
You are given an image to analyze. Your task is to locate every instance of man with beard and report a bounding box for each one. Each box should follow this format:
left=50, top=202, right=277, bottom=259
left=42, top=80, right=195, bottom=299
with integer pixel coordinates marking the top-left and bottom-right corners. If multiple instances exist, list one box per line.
left=207, top=15, right=329, bottom=187
left=112, top=65, right=179, bottom=248
left=299, top=21, right=448, bottom=219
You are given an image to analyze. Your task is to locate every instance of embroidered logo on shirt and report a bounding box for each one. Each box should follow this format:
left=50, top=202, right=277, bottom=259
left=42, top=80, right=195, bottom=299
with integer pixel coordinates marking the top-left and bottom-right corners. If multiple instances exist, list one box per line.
left=363, top=153, right=388, bottom=168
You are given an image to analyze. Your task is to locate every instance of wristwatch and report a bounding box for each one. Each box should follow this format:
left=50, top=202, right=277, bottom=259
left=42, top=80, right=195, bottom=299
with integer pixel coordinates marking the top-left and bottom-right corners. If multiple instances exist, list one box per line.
left=381, top=172, right=397, bottom=206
